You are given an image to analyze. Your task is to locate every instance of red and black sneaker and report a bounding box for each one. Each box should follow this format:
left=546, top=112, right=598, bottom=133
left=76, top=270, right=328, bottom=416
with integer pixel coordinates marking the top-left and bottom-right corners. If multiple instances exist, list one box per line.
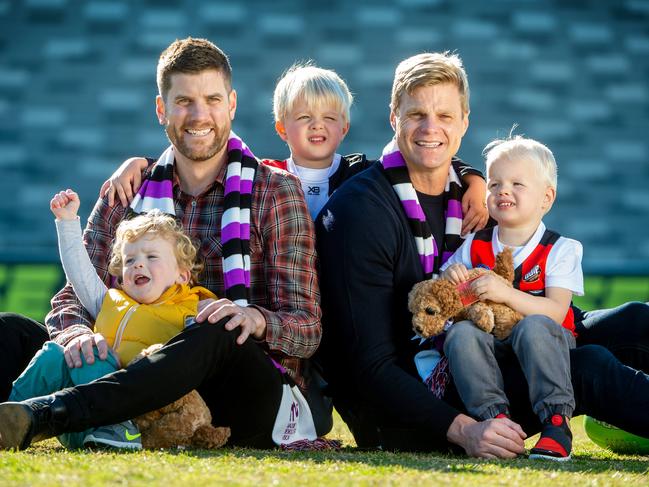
left=529, top=414, right=572, bottom=461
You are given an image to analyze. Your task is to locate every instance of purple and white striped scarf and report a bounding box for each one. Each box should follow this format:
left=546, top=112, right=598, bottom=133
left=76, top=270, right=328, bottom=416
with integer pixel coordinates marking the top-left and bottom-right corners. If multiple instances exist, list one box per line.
left=380, top=138, right=466, bottom=398
left=379, top=138, right=464, bottom=278
left=130, top=131, right=258, bottom=306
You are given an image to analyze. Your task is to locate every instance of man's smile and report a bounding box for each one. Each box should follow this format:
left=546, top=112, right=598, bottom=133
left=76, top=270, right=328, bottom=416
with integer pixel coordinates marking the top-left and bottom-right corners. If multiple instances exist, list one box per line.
left=185, top=128, right=213, bottom=137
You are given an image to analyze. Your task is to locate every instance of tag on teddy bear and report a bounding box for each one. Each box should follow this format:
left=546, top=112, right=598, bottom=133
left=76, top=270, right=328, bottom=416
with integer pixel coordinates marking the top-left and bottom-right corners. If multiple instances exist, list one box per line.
left=456, top=276, right=481, bottom=307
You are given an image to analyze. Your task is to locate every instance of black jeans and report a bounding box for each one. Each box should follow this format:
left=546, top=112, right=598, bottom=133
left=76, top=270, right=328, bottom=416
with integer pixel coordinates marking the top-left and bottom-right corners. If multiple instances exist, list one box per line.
left=576, top=301, right=649, bottom=372
left=336, top=302, right=649, bottom=451
left=0, top=313, right=48, bottom=401
left=57, top=321, right=333, bottom=448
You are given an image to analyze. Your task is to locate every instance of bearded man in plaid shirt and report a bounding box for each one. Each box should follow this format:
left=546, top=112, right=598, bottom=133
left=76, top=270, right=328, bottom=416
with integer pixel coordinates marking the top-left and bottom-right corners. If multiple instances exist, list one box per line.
left=0, top=37, right=323, bottom=450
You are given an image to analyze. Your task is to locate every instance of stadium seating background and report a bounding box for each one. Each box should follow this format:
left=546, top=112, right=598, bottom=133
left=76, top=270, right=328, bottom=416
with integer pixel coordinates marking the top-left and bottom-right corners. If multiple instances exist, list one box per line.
left=0, top=0, right=648, bottom=275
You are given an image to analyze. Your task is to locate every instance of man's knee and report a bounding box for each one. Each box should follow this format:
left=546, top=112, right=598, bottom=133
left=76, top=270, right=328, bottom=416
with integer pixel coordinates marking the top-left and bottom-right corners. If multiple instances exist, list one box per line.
left=0, top=312, right=30, bottom=323
left=181, top=320, right=238, bottom=345
left=616, top=302, right=649, bottom=336
left=0, top=313, right=46, bottom=335
left=615, top=301, right=649, bottom=319
left=581, top=301, right=649, bottom=333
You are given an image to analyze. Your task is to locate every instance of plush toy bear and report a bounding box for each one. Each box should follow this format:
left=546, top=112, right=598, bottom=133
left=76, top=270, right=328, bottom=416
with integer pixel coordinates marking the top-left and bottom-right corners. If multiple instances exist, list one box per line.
left=407, top=247, right=523, bottom=340
left=129, top=344, right=231, bottom=449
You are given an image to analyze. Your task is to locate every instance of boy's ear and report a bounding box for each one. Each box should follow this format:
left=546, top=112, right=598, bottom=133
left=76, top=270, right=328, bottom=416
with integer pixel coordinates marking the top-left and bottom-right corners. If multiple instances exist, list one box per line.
left=543, top=186, right=556, bottom=211
left=461, top=110, right=470, bottom=137
left=177, top=268, right=191, bottom=285
left=275, top=120, right=288, bottom=141
left=342, top=121, right=350, bottom=137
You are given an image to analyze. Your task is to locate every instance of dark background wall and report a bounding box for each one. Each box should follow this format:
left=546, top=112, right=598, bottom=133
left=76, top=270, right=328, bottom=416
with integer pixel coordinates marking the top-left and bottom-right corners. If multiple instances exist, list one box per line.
left=0, top=0, right=648, bottom=272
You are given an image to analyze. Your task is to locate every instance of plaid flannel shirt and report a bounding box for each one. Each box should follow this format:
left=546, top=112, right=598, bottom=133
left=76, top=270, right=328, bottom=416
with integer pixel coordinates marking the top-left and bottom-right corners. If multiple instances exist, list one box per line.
left=46, top=162, right=321, bottom=388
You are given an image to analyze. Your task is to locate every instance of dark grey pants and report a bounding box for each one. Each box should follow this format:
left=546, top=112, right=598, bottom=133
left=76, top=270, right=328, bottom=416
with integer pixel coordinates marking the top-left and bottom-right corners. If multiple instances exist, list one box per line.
left=444, top=315, right=576, bottom=422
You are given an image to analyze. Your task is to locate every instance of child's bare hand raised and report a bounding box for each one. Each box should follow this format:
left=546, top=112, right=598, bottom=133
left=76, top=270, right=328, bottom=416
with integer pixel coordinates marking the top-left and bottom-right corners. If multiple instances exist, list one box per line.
left=50, top=189, right=80, bottom=221
left=443, top=264, right=471, bottom=284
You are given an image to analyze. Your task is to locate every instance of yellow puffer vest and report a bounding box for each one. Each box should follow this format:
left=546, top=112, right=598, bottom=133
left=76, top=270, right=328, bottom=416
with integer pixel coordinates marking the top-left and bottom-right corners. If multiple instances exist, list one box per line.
left=94, top=283, right=216, bottom=365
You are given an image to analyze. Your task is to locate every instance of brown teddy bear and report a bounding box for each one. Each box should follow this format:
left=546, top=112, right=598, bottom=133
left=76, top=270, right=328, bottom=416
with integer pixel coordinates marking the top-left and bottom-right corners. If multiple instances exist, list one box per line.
left=129, top=344, right=231, bottom=449
left=408, top=247, right=523, bottom=340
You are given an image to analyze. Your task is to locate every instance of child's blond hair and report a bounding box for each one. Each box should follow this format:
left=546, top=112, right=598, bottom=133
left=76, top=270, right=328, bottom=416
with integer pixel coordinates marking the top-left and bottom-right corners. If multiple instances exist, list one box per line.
left=483, top=135, right=558, bottom=190
left=273, top=63, right=353, bottom=123
left=108, top=210, right=202, bottom=285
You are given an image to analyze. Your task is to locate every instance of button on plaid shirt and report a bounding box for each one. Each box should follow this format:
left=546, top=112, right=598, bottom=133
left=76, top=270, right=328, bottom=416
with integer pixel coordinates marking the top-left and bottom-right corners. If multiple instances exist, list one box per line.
left=46, top=162, right=321, bottom=388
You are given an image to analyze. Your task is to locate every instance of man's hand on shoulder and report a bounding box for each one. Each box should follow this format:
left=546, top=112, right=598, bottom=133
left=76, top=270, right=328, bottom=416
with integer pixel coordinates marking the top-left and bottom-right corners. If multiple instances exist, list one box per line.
left=99, top=157, right=148, bottom=207
left=446, top=413, right=526, bottom=459
left=461, top=174, right=489, bottom=235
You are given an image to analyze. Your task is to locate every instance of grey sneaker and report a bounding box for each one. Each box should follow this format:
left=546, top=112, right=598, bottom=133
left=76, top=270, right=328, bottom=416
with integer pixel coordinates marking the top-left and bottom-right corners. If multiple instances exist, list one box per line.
left=83, top=420, right=142, bottom=450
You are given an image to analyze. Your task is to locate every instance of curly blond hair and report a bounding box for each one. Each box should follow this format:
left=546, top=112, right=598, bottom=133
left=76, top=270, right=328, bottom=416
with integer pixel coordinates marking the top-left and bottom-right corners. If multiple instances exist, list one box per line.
left=108, top=210, right=202, bottom=285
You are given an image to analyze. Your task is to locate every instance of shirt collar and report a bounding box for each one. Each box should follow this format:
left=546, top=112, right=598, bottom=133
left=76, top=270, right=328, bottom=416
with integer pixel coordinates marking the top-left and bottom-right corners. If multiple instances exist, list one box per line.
left=170, top=159, right=228, bottom=196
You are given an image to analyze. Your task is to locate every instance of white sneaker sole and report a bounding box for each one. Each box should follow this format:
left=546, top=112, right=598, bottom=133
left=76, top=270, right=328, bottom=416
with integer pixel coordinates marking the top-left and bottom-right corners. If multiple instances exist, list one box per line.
left=83, top=435, right=142, bottom=450
left=529, top=452, right=572, bottom=461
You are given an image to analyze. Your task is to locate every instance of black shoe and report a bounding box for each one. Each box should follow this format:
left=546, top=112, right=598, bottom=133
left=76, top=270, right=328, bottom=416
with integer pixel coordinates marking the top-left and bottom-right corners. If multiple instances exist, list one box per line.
left=0, top=395, right=69, bottom=450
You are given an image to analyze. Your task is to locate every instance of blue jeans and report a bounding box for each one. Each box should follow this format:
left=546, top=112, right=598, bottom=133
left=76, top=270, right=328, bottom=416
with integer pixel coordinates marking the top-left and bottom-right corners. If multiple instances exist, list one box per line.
left=10, top=341, right=120, bottom=448
left=444, top=316, right=576, bottom=422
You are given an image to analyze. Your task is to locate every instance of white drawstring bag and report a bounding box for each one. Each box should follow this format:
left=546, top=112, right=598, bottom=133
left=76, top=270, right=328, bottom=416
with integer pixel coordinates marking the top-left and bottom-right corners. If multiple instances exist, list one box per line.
left=271, top=375, right=317, bottom=445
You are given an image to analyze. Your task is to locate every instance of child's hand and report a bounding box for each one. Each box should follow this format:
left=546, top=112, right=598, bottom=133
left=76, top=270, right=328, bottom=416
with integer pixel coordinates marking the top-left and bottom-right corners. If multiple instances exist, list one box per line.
left=470, top=274, right=512, bottom=304
left=461, top=175, right=489, bottom=235
left=50, top=189, right=80, bottom=220
left=443, top=264, right=471, bottom=284
left=99, top=157, right=148, bottom=207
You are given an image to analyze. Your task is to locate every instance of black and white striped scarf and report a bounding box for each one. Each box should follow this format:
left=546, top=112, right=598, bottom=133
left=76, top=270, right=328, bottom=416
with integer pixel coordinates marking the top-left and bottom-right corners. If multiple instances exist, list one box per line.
left=130, top=131, right=258, bottom=305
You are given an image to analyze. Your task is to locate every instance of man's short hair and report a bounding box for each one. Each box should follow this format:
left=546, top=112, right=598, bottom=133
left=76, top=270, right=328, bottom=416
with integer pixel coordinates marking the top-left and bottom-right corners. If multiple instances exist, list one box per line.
left=484, top=135, right=558, bottom=190
left=390, top=52, right=470, bottom=114
left=157, top=37, right=232, bottom=100
left=273, top=63, right=353, bottom=122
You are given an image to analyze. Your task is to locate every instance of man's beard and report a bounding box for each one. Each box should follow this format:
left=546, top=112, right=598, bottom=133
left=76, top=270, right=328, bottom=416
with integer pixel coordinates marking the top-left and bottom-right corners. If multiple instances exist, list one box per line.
left=165, top=124, right=229, bottom=162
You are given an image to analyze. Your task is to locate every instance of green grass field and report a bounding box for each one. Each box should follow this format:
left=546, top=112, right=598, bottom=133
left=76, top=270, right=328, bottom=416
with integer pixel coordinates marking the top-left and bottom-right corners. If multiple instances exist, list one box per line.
left=1, top=416, right=648, bottom=486
left=1, top=264, right=648, bottom=485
